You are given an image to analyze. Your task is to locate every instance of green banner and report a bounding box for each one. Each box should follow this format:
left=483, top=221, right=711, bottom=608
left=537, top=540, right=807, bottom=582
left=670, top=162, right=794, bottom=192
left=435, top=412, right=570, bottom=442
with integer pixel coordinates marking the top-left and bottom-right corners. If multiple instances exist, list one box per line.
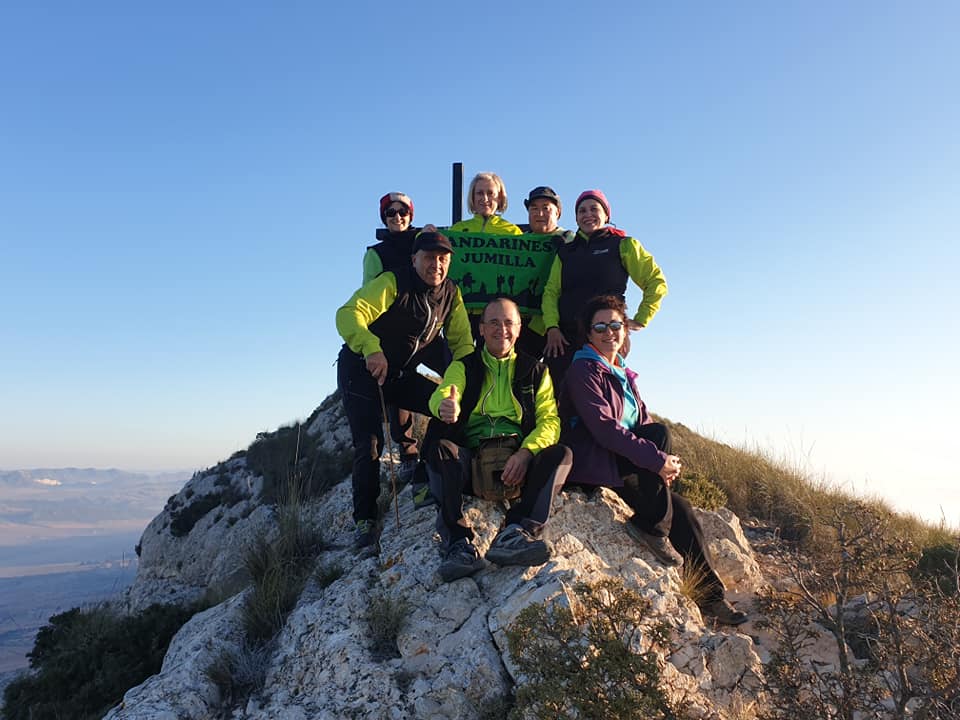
left=443, top=231, right=557, bottom=315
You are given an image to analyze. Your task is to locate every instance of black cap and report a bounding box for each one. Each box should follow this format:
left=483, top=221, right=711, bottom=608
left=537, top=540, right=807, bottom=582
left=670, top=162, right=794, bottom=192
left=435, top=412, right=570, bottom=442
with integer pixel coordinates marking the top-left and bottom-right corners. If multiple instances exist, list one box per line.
left=412, top=231, right=454, bottom=254
left=523, top=186, right=562, bottom=215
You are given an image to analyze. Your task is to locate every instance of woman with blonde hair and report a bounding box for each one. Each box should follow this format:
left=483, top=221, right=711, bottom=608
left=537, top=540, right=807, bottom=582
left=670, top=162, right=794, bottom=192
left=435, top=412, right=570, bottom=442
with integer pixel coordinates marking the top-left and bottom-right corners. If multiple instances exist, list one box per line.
left=450, top=172, right=522, bottom=235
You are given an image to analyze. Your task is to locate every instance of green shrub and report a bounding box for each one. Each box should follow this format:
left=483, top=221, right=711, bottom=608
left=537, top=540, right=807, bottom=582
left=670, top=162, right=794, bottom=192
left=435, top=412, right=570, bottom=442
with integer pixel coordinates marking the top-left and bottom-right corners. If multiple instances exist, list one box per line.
left=505, top=578, right=683, bottom=719
left=674, top=472, right=727, bottom=511
left=168, top=481, right=250, bottom=538
left=2, top=603, right=196, bottom=720
left=756, top=503, right=960, bottom=719
left=315, top=563, right=344, bottom=589
left=169, top=492, right=221, bottom=537
left=245, top=412, right=352, bottom=506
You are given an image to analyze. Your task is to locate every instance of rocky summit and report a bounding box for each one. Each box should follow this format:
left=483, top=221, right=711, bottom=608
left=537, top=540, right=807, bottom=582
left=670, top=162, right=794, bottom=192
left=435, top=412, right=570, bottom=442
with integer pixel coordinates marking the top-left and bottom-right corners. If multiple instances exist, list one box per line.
left=102, top=396, right=840, bottom=720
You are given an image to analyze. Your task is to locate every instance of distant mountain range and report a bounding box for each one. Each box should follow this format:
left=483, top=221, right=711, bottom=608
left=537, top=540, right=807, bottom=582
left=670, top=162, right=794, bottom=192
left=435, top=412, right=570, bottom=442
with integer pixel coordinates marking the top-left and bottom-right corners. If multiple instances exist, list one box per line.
left=0, top=467, right=191, bottom=488
left=0, top=468, right=195, bottom=676
left=0, top=467, right=192, bottom=547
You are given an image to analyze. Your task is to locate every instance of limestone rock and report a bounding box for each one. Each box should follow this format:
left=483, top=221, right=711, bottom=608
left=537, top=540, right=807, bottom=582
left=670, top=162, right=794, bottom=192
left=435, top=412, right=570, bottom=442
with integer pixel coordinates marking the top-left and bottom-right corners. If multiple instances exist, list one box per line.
left=123, top=456, right=270, bottom=613
left=104, top=593, right=247, bottom=719
left=111, top=477, right=769, bottom=719
left=106, top=396, right=780, bottom=719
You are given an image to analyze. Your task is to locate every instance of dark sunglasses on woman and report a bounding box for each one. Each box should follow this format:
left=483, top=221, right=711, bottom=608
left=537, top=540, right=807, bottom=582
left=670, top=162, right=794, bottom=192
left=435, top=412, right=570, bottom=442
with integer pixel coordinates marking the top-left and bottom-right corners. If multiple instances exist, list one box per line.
left=591, top=321, right=624, bottom=333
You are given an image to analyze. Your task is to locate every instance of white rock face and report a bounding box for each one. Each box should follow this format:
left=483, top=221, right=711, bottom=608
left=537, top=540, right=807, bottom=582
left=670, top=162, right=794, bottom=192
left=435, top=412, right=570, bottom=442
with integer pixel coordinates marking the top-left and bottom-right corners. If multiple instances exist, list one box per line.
left=108, top=501, right=769, bottom=713
left=105, top=397, right=841, bottom=719
left=123, top=456, right=270, bottom=612
left=104, top=594, right=247, bottom=719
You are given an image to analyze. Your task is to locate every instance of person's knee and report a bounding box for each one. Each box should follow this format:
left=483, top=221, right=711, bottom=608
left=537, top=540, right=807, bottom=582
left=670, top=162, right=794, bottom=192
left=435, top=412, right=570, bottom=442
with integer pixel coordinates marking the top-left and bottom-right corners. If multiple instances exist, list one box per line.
left=644, top=422, right=670, bottom=451
left=536, top=443, right=571, bottom=466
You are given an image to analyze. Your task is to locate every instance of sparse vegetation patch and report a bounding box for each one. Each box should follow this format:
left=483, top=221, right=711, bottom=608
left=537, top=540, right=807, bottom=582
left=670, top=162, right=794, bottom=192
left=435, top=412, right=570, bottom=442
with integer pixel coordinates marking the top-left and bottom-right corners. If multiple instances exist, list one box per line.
left=2, top=602, right=197, bottom=720
left=364, top=592, right=411, bottom=661
left=506, top=578, right=683, bottom=719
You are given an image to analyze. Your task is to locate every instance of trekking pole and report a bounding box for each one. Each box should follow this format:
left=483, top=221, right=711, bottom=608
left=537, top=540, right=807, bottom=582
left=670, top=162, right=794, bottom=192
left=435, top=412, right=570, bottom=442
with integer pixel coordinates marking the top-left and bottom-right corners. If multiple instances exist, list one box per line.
left=377, top=385, right=402, bottom=529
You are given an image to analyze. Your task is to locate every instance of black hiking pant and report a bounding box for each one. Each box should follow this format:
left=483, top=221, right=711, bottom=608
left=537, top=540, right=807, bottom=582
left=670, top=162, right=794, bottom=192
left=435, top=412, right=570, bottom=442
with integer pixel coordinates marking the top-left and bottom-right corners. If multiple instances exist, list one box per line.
left=425, top=439, right=572, bottom=548
left=615, top=423, right=726, bottom=603
left=386, top=339, right=452, bottom=462
left=337, top=344, right=440, bottom=524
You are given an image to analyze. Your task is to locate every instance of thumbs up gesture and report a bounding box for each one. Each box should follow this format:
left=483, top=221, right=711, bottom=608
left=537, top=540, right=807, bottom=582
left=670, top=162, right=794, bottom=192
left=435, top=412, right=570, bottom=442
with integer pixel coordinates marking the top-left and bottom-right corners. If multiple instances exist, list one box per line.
left=439, top=384, right=460, bottom=424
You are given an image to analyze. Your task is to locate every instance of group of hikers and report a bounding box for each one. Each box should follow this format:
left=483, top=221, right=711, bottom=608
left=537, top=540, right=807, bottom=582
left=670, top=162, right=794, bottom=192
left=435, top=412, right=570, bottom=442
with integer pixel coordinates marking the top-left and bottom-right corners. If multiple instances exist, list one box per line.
left=335, top=173, right=747, bottom=626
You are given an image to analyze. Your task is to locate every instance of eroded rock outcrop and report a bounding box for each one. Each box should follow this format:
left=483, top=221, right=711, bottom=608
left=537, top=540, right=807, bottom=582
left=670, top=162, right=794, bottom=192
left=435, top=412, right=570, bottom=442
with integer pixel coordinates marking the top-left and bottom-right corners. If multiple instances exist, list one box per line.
left=106, top=397, right=788, bottom=719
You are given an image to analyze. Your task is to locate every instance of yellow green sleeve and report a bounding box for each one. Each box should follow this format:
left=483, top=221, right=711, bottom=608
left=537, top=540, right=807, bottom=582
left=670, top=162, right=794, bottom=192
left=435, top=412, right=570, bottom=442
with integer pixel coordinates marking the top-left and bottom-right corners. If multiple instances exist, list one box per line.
left=429, top=361, right=467, bottom=418
left=361, top=249, right=383, bottom=285
left=620, top=237, right=667, bottom=327
left=334, top=273, right=398, bottom=357
left=445, top=287, right=476, bottom=360
left=540, top=256, right=563, bottom=329
left=526, top=314, right=546, bottom=336
left=521, top=368, right=561, bottom=453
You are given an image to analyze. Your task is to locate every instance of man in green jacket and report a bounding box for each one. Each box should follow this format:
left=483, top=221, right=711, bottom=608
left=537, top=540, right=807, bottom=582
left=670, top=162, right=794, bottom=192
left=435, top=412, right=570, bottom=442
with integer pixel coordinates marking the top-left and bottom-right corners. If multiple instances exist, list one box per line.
left=336, top=231, right=474, bottom=550
left=422, top=298, right=572, bottom=582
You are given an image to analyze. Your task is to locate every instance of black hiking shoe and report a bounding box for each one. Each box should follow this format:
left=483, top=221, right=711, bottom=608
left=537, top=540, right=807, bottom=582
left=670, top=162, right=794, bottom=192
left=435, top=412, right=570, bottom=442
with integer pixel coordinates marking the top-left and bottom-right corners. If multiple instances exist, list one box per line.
left=354, top=519, right=377, bottom=551
left=438, top=539, right=485, bottom=582
left=699, top=598, right=748, bottom=626
left=624, top=521, right=683, bottom=567
left=485, top=524, right=551, bottom=567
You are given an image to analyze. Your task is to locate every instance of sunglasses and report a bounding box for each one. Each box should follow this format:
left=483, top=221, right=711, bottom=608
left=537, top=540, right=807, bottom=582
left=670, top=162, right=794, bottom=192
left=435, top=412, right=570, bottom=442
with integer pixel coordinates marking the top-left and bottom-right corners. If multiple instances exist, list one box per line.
left=385, top=207, right=409, bottom=218
left=590, top=321, right=624, bottom=333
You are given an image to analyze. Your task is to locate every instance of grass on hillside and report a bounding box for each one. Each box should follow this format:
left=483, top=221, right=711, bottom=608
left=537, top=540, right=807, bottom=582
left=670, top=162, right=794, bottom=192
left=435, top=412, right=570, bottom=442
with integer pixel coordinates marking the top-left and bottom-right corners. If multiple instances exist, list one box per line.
left=662, top=417, right=958, bottom=559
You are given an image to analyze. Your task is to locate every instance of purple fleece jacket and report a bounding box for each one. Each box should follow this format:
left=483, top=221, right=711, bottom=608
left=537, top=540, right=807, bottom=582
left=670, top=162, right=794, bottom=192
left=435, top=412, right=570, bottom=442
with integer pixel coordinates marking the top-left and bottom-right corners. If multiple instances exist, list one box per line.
left=558, top=350, right=667, bottom=487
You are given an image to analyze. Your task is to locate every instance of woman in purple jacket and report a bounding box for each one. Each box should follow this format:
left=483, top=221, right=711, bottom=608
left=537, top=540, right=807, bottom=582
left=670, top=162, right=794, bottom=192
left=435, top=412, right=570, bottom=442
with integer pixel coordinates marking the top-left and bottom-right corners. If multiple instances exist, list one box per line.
left=558, top=295, right=747, bottom=626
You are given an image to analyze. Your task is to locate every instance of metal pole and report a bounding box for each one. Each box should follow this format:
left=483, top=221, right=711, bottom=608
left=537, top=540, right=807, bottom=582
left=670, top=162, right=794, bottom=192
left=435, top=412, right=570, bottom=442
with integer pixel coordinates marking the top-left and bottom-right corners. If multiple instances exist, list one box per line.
left=377, top=385, right=401, bottom=528
left=452, top=162, right=463, bottom=225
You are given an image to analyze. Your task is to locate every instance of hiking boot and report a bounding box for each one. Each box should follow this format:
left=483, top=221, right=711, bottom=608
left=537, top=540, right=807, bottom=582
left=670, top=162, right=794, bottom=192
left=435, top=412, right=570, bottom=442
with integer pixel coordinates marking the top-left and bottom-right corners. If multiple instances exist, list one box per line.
left=624, top=521, right=684, bottom=567
left=397, top=458, right=419, bottom=486
left=410, top=481, right=436, bottom=509
left=699, top=598, right=748, bottom=626
left=354, top=519, right=377, bottom=551
left=438, top=539, right=485, bottom=582
left=485, top=524, right=551, bottom=567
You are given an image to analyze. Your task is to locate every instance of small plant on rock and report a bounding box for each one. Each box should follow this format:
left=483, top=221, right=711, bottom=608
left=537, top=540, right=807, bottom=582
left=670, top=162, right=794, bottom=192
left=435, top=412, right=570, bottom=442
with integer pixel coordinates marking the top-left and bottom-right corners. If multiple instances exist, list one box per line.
left=364, top=591, right=411, bottom=661
left=315, top=563, right=344, bottom=589
left=674, top=471, right=727, bottom=511
left=505, top=578, right=685, bottom=719
left=204, top=642, right=272, bottom=706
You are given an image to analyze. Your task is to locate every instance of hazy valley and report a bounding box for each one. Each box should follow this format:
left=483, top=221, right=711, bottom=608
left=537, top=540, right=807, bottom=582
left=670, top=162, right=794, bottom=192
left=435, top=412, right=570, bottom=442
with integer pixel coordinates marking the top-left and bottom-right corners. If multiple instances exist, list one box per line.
left=0, top=468, right=191, bottom=675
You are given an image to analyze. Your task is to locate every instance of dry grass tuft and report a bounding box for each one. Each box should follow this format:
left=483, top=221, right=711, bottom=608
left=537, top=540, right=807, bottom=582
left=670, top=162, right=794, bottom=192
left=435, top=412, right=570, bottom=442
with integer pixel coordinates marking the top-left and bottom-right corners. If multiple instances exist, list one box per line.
left=662, top=417, right=957, bottom=556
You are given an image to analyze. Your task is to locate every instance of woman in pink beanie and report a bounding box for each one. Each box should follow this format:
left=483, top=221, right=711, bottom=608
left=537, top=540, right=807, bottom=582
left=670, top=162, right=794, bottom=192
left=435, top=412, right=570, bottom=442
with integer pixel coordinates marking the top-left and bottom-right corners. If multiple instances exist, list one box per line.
left=541, top=189, right=667, bottom=388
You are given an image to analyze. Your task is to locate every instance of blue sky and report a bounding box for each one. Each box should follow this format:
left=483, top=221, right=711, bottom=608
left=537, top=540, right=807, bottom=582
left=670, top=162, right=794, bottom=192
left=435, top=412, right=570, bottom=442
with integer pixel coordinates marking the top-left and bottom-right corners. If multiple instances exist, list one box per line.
left=2, top=2, right=957, bottom=526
